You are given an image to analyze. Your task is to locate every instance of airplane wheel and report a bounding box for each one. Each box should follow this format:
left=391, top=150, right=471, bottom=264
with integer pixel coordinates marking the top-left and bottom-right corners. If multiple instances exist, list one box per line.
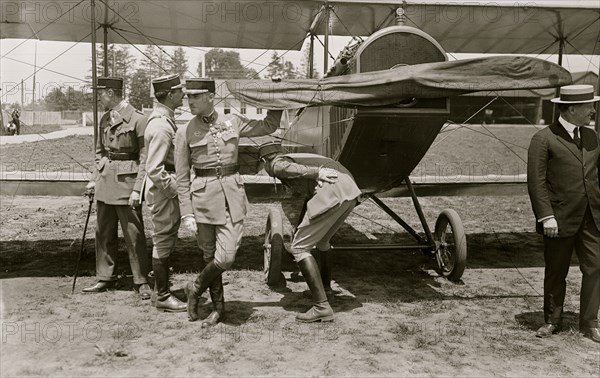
left=433, top=209, right=467, bottom=282
left=264, top=209, right=283, bottom=286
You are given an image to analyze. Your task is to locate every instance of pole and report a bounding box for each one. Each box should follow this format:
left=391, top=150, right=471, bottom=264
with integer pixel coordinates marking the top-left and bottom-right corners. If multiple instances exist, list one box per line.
left=323, top=6, right=330, bottom=74
left=20, top=79, right=24, bottom=106
left=91, top=0, right=98, bottom=150
left=596, top=65, right=600, bottom=133
left=551, top=14, right=564, bottom=123
left=103, top=24, right=109, bottom=76
left=309, top=34, right=314, bottom=79
left=32, top=40, right=37, bottom=106
left=551, top=38, right=564, bottom=122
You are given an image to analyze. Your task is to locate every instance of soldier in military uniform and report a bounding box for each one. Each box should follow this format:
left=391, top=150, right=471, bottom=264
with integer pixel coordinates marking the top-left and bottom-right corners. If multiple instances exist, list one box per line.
left=175, top=78, right=282, bottom=326
left=83, top=77, right=152, bottom=300
left=259, top=141, right=362, bottom=322
left=144, top=74, right=187, bottom=312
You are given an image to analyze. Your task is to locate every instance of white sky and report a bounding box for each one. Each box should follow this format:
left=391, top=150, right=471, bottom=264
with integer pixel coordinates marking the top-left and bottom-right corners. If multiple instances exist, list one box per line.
left=0, top=37, right=348, bottom=105
left=1, top=36, right=599, bottom=105
left=1, top=0, right=599, bottom=105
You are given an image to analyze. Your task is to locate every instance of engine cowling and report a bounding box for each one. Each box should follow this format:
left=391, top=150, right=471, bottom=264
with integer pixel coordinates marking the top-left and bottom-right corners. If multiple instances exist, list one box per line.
left=332, top=26, right=451, bottom=191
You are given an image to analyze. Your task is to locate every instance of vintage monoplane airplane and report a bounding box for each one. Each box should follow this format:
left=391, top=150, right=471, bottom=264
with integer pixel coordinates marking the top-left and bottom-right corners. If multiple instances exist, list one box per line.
left=1, top=1, right=599, bottom=283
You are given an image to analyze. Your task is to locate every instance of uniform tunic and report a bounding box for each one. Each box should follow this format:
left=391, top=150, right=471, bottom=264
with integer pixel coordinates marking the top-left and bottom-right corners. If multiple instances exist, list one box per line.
left=93, top=101, right=149, bottom=284
left=95, top=102, right=147, bottom=204
left=265, top=153, right=362, bottom=261
left=175, top=110, right=282, bottom=269
left=144, top=102, right=180, bottom=259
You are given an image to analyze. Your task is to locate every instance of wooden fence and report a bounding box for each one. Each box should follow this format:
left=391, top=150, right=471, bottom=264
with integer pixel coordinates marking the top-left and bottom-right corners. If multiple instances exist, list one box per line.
left=20, top=111, right=62, bottom=126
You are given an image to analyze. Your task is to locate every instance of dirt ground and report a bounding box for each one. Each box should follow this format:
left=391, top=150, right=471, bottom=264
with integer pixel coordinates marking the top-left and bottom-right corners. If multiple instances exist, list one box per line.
left=0, top=195, right=598, bottom=377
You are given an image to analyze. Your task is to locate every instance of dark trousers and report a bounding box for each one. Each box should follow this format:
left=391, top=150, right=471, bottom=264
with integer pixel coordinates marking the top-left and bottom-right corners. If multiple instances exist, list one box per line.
left=95, top=201, right=149, bottom=284
left=543, top=208, right=600, bottom=328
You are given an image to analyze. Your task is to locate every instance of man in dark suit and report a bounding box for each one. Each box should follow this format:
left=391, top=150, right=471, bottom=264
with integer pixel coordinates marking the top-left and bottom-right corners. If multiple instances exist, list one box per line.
left=259, top=141, right=362, bottom=323
left=527, top=84, right=600, bottom=343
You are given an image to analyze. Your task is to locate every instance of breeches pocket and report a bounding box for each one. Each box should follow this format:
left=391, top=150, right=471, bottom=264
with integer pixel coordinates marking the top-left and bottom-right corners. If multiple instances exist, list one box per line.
left=234, top=174, right=245, bottom=190
left=190, top=177, right=207, bottom=193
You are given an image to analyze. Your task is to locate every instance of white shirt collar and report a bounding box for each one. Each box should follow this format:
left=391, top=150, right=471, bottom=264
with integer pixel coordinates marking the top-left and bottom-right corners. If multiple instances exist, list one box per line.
left=558, top=116, right=579, bottom=138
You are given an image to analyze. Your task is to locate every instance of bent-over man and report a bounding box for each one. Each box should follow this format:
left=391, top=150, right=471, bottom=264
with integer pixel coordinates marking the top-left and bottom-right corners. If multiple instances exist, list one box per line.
left=259, top=141, right=362, bottom=322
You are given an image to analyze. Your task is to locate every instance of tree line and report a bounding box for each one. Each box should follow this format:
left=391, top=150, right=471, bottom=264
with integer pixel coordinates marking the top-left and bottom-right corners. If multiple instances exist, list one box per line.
left=36, top=44, right=319, bottom=112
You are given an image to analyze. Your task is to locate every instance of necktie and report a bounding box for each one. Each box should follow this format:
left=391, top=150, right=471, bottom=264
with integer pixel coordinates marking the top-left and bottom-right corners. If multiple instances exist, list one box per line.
left=202, top=112, right=216, bottom=124
left=573, top=127, right=582, bottom=150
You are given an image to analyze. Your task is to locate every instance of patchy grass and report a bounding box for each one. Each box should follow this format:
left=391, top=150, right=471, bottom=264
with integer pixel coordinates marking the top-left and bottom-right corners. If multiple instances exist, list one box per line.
left=0, top=125, right=538, bottom=176
left=94, top=342, right=130, bottom=358
left=0, top=135, right=94, bottom=173
left=19, top=123, right=64, bottom=135
left=0, top=143, right=598, bottom=378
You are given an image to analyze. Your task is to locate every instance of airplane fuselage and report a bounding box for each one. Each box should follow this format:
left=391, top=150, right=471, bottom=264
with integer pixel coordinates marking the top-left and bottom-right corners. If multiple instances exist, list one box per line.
left=289, top=26, right=451, bottom=193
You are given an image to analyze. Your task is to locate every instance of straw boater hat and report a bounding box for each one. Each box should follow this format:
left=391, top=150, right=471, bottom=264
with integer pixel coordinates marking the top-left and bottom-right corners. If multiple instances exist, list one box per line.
left=550, top=84, right=600, bottom=104
left=152, top=74, right=184, bottom=92
left=185, top=78, right=215, bottom=94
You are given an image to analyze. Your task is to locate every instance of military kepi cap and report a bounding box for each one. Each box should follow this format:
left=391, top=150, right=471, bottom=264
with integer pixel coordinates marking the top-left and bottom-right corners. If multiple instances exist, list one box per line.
left=94, top=77, right=123, bottom=90
left=152, top=74, right=184, bottom=92
left=551, top=84, right=600, bottom=104
left=185, top=78, right=215, bottom=94
left=259, top=140, right=283, bottom=159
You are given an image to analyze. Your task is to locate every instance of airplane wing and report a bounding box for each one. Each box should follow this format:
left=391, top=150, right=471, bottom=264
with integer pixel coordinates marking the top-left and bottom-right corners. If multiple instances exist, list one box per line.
left=1, top=1, right=598, bottom=54
left=0, top=0, right=320, bottom=49
left=226, top=56, right=571, bottom=109
left=311, top=0, right=600, bottom=55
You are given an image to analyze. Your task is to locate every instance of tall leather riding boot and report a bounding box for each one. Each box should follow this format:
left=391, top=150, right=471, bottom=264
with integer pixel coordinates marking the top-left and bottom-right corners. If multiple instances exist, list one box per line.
left=296, top=256, right=333, bottom=323
left=184, top=260, right=224, bottom=321
left=311, top=250, right=321, bottom=269
left=201, top=275, right=225, bottom=328
left=153, top=258, right=186, bottom=313
left=303, top=249, right=334, bottom=301
left=153, top=258, right=170, bottom=300
left=320, top=249, right=333, bottom=290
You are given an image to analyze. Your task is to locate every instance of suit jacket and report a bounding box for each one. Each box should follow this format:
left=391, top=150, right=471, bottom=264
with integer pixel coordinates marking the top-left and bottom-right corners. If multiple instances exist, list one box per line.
left=94, top=103, right=148, bottom=205
left=265, top=153, right=362, bottom=220
left=144, top=103, right=178, bottom=206
left=527, top=121, right=600, bottom=237
left=175, top=110, right=282, bottom=225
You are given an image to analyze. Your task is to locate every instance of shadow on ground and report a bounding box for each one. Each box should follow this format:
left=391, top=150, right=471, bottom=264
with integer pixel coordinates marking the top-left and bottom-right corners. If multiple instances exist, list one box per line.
left=515, top=311, right=582, bottom=332
left=1, top=224, right=582, bottom=302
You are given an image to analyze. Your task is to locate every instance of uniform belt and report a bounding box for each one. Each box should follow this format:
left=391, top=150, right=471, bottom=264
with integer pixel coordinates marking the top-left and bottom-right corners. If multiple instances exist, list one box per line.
left=108, top=151, right=138, bottom=161
left=194, top=164, right=239, bottom=178
left=164, top=164, right=176, bottom=173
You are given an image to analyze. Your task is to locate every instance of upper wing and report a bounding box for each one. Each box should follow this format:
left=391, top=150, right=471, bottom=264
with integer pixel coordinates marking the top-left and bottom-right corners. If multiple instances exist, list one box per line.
left=0, top=0, right=320, bottom=49
left=1, top=1, right=597, bottom=54
left=312, top=1, right=600, bottom=55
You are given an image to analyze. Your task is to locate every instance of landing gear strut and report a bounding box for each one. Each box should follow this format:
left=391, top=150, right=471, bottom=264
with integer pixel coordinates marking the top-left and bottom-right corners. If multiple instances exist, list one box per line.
left=261, top=177, right=468, bottom=285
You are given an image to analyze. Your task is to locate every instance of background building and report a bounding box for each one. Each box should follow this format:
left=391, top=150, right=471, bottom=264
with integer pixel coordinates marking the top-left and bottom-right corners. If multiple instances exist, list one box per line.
left=450, top=71, right=598, bottom=125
